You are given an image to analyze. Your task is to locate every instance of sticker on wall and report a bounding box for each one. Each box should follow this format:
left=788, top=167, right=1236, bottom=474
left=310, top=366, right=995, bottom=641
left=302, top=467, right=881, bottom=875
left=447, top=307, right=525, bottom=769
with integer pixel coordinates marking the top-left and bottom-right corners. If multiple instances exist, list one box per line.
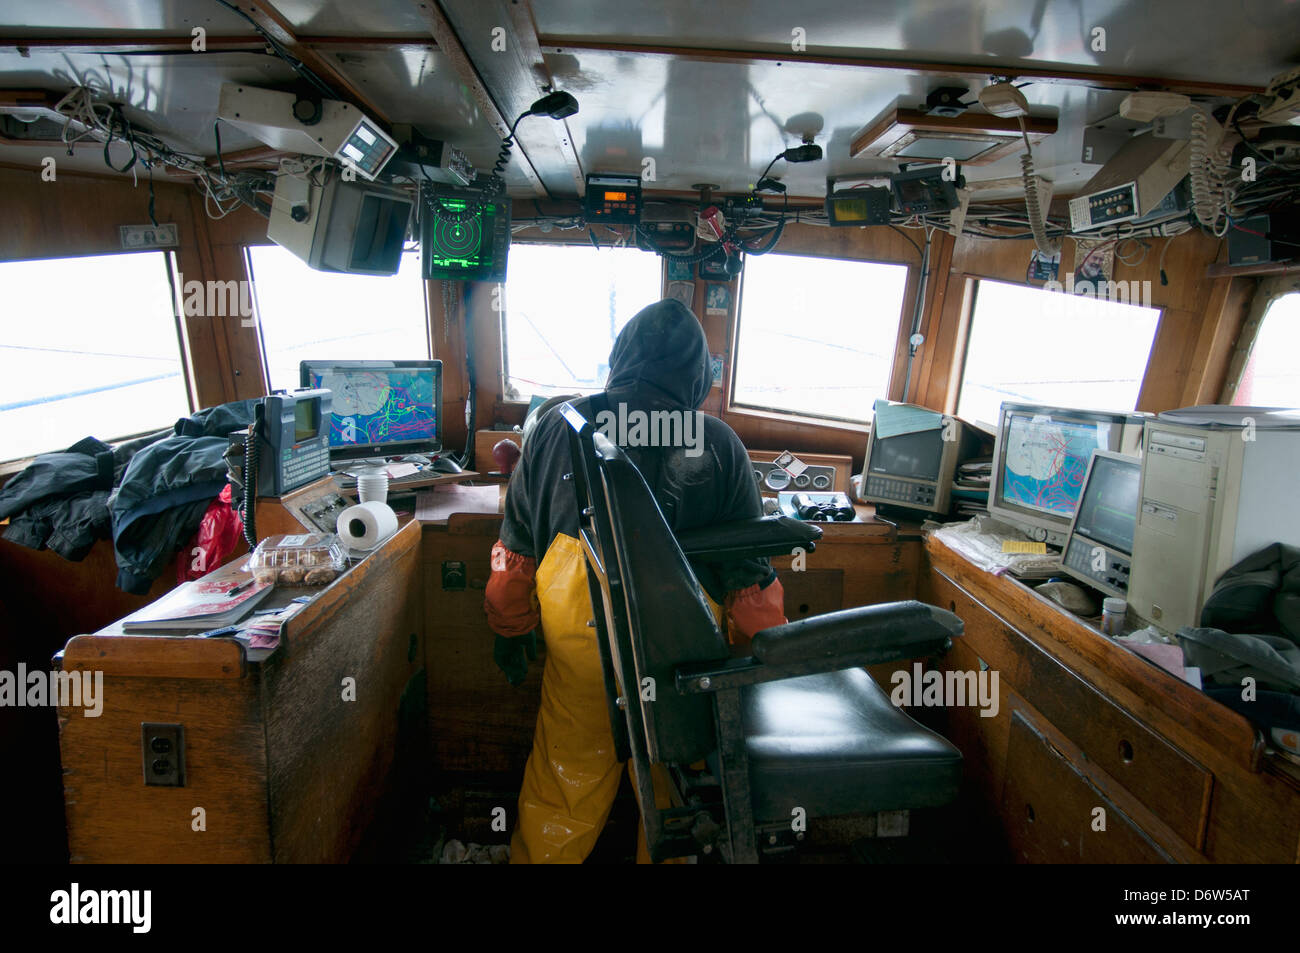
left=667, top=281, right=694, bottom=308
left=710, top=353, right=724, bottom=388
left=698, top=256, right=731, bottom=280
left=705, top=282, right=731, bottom=316
left=666, top=258, right=693, bottom=281
left=1026, top=249, right=1060, bottom=282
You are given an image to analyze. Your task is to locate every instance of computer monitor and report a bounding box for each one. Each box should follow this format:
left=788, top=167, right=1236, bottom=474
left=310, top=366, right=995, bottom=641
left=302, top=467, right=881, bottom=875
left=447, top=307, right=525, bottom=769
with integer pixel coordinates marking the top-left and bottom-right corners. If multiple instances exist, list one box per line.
left=1060, top=451, right=1142, bottom=598
left=268, top=176, right=413, bottom=277
left=861, top=406, right=983, bottom=516
left=988, top=402, right=1148, bottom=546
left=298, top=360, right=442, bottom=463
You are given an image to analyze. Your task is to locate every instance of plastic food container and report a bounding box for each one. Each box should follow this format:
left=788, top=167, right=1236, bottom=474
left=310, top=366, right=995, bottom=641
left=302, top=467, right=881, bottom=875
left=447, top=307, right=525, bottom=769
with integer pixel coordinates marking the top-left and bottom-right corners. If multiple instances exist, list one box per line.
left=248, top=533, right=347, bottom=587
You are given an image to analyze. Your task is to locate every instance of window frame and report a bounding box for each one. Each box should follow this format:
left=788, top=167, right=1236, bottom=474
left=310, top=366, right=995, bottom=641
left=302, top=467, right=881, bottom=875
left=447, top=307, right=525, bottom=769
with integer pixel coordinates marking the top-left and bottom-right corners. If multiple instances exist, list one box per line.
left=243, top=242, right=433, bottom=395
left=0, top=248, right=194, bottom=467
left=1220, top=275, right=1300, bottom=405
left=952, top=274, right=1165, bottom=422
left=494, top=239, right=668, bottom=406
left=725, top=248, right=916, bottom=430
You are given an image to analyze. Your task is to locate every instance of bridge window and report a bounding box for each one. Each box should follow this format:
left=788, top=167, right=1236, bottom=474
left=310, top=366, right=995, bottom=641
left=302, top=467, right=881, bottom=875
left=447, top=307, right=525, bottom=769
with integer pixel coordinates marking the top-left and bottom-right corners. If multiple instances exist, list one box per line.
left=956, top=278, right=1161, bottom=427
left=1231, top=292, right=1300, bottom=407
left=501, top=244, right=663, bottom=401
left=0, top=252, right=190, bottom=462
left=247, top=244, right=429, bottom=392
left=731, top=252, right=910, bottom=424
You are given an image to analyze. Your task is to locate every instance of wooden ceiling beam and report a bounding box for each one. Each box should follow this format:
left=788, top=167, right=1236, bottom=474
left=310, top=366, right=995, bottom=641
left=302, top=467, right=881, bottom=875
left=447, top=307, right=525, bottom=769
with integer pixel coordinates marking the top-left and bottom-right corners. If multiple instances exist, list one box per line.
left=405, top=0, right=547, bottom=197
left=0, top=34, right=436, bottom=55
left=537, top=38, right=1266, bottom=99
left=236, top=0, right=391, bottom=122
left=503, top=0, right=585, bottom=197
left=1, top=35, right=267, bottom=54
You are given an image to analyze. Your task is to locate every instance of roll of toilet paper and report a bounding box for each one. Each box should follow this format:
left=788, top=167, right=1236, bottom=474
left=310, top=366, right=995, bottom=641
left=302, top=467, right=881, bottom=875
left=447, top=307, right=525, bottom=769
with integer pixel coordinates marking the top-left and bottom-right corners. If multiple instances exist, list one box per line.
left=336, top=500, right=398, bottom=551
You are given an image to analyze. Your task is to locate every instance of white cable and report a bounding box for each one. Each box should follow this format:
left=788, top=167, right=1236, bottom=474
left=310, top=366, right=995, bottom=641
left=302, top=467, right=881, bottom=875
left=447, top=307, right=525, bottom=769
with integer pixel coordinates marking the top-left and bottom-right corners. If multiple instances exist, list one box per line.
left=1189, top=107, right=1237, bottom=235
left=1019, top=115, right=1061, bottom=256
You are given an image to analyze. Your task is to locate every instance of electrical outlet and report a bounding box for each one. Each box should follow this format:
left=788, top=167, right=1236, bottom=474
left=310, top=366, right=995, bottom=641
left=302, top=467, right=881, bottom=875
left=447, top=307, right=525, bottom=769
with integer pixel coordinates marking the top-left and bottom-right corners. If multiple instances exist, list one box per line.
left=441, top=560, right=467, bottom=590
left=142, top=723, right=185, bottom=787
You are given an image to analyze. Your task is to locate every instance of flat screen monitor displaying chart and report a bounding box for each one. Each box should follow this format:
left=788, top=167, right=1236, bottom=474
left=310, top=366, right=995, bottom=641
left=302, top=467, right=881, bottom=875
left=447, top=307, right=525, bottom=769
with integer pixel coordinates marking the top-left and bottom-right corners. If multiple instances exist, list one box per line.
left=299, top=359, right=442, bottom=463
left=988, top=402, right=1147, bottom=546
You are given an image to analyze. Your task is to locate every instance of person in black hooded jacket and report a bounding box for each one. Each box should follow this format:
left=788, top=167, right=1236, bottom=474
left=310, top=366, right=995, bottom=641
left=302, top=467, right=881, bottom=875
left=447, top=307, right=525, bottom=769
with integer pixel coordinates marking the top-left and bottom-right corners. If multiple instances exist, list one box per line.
left=484, top=298, right=786, bottom=863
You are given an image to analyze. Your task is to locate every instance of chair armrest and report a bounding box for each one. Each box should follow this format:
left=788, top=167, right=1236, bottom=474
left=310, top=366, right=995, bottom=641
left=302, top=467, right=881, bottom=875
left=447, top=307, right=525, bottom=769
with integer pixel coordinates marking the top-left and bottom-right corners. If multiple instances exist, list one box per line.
left=676, top=515, right=821, bottom=562
left=674, top=601, right=962, bottom=694
left=754, top=600, right=961, bottom=664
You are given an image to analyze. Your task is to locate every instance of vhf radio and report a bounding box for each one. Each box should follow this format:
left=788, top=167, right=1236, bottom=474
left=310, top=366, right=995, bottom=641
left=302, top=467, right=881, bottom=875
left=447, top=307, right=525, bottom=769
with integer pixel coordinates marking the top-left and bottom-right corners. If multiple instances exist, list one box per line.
left=252, top=388, right=333, bottom=497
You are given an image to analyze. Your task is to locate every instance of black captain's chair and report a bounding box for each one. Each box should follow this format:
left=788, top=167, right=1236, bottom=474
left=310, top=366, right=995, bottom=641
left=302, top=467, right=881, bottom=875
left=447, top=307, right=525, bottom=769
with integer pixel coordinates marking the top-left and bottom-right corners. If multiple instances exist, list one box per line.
left=559, top=403, right=964, bottom=863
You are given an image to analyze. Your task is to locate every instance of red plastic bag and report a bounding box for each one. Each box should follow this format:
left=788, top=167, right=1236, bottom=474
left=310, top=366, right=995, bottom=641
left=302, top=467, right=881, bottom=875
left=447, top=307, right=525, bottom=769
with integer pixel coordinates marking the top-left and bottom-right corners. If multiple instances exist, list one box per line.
left=176, top=484, right=244, bottom=582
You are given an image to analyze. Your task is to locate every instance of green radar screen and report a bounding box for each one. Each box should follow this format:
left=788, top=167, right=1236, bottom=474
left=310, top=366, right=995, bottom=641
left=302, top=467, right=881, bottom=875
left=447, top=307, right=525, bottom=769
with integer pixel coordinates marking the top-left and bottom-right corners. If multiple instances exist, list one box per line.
left=420, top=188, right=511, bottom=281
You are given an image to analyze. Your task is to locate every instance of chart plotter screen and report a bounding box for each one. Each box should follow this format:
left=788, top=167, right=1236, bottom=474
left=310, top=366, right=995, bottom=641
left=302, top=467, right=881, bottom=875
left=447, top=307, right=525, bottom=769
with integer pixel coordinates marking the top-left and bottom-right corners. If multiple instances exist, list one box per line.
left=999, top=413, right=1111, bottom=517
left=305, top=366, right=439, bottom=450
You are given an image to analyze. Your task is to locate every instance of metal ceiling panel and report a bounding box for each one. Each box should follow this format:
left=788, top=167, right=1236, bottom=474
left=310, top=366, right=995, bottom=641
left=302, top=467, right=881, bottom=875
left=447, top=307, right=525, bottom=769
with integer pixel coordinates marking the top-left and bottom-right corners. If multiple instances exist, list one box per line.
left=0, top=49, right=300, bottom=154
left=439, top=0, right=585, bottom=199
left=309, top=46, right=537, bottom=192
left=545, top=47, right=1140, bottom=198
left=0, top=0, right=255, bottom=35
left=267, top=0, right=434, bottom=36
left=0, top=44, right=521, bottom=185
left=530, top=0, right=1299, bottom=88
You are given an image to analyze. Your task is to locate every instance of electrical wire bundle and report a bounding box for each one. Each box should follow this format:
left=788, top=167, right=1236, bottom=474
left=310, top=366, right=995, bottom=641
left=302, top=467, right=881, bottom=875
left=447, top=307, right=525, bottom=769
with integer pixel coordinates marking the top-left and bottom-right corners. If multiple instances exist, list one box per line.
left=53, top=86, right=282, bottom=221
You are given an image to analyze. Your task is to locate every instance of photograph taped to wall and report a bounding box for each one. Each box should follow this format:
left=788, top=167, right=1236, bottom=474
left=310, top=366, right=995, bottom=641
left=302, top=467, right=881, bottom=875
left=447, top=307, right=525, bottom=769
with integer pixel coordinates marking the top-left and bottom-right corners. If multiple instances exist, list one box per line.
left=706, top=283, right=731, bottom=316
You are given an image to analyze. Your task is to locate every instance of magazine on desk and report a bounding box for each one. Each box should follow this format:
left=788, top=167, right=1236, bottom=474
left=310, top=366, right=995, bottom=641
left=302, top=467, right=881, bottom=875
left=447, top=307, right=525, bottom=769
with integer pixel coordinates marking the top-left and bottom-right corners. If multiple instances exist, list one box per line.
left=121, top=575, right=273, bottom=632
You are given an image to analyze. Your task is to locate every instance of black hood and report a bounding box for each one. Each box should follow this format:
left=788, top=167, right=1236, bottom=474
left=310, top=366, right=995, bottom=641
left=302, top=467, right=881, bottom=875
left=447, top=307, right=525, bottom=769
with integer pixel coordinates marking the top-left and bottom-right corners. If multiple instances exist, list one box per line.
left=605, top=298, right=711, bottom=410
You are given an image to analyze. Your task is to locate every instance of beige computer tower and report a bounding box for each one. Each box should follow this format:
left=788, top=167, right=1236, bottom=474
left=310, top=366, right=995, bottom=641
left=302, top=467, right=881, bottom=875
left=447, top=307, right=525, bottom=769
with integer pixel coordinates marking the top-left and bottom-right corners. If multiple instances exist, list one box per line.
left=1128, top=407, right=1300, bottom=635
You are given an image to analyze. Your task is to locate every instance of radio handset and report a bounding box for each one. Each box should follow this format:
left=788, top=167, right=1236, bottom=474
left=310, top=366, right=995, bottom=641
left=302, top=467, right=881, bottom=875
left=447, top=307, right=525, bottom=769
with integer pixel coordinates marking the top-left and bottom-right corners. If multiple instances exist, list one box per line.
left=242, top=401, right=267, bottom=549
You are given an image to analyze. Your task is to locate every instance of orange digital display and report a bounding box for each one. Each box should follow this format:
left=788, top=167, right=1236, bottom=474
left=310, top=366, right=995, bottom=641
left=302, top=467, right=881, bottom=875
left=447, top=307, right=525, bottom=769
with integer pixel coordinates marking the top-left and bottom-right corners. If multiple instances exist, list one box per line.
left=603, top=191, right=628, bottom=202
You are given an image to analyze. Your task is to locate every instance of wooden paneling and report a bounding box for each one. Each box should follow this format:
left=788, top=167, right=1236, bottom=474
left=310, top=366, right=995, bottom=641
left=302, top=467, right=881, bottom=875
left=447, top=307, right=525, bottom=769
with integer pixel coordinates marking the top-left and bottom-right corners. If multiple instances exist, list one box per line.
left=1001, top=710, right=1173, bottom=864
left=56, top=520, right=423, bottom=863
left=924, top=566, right=1212, bottom=849
left=262, top=519, right=423, bottom=862
left=778, top=569, right=844, bottom=620
left=58, top=672, right=271, bottom=863
left=423, top=514, right=544, bottom=774
left=770, top=524, right=921, bottom=611
left=0, top=164, right=271, bottom=408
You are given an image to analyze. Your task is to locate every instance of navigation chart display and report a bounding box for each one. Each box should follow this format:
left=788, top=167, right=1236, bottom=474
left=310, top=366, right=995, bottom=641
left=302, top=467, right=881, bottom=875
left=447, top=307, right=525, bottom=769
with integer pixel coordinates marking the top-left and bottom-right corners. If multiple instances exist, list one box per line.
left=999, top=413, right=1110, bottom=517
left=307, top=367, right=438, bottom=448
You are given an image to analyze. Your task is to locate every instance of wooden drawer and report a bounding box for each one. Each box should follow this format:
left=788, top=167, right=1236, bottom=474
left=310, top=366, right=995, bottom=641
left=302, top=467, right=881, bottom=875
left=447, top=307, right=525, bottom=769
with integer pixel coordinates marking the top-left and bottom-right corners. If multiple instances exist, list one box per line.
left=927, top=569, right=1212, bottom=850
left=1002, top=710, right=1173, bottom=863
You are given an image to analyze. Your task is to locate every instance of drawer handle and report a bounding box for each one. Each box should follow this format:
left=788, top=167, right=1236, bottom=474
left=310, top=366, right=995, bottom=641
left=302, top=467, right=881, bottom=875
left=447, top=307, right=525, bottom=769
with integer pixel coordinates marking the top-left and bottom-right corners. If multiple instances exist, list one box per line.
left=1118, top=739, right=1134, bottom=763
left=1026, top=802, right=1036, bottom=823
